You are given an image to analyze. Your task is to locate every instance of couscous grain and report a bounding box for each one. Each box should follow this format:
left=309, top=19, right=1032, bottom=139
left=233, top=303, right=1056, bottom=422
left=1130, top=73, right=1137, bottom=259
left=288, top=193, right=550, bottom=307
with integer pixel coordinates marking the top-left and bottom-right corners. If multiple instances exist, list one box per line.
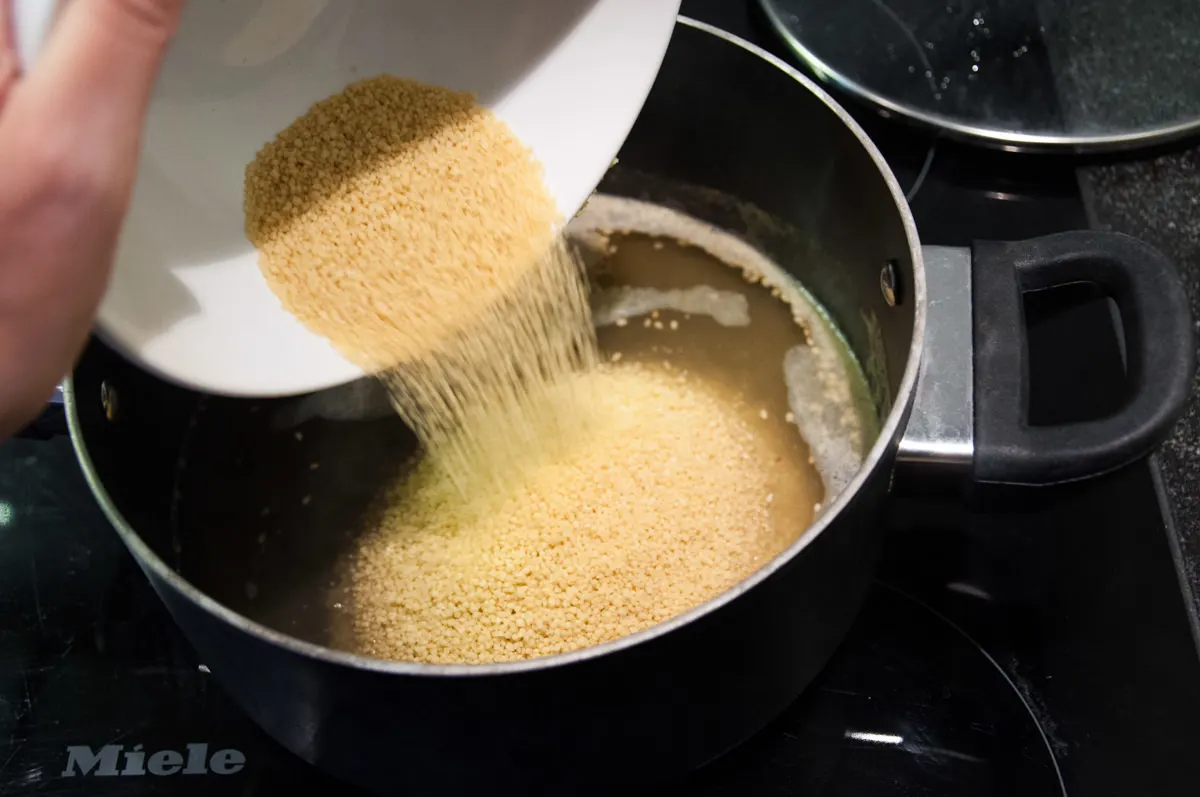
left=351, top=363, right=789, bottom=664
left=245, top=75, right=596, bottom=492
left=245, top=75, right=561, bottom=370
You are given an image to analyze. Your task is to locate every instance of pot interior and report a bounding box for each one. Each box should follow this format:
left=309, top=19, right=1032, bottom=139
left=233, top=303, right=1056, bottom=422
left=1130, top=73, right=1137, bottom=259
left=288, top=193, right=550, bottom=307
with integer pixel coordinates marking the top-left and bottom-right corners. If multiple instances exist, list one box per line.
left=70, top=20, right=918, bottom=662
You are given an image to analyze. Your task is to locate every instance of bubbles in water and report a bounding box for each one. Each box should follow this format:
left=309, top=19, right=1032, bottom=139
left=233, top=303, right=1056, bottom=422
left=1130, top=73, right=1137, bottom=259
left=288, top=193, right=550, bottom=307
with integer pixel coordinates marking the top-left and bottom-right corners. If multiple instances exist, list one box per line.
left=967, top=46, right=981, bottom=76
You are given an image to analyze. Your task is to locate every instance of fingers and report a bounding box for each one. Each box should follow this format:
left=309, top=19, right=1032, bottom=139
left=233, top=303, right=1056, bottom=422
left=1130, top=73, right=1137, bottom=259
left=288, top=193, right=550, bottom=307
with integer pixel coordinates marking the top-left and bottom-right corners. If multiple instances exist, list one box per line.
left=27, top=0, right=184, bottom=107
left=9, top=0, right=183, bottom=192
left=0, top=0, right=18, bottom=108
left=0, top=0, right=184, bottom=436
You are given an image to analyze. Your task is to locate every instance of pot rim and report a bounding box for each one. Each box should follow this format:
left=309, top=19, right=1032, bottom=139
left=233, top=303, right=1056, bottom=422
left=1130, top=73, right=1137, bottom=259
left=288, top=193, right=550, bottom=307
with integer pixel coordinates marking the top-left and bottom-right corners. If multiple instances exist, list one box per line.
left=65, top=15, right=927, bottom=678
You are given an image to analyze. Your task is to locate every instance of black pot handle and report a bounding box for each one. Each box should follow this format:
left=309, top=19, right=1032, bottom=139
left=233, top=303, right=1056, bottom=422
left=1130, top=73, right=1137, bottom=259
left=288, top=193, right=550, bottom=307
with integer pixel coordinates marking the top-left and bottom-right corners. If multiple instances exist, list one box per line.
left=972, top=231, right=1194, bottom=485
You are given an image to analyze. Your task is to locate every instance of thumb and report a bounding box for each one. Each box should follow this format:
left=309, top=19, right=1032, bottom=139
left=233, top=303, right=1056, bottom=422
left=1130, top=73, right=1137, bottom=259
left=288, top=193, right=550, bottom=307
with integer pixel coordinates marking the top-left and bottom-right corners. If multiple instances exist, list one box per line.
left=0, top=0, right=183, bottom=436
left=12, top=0, right=183, bottom=186
left=0, top=2, right=17, bottom=108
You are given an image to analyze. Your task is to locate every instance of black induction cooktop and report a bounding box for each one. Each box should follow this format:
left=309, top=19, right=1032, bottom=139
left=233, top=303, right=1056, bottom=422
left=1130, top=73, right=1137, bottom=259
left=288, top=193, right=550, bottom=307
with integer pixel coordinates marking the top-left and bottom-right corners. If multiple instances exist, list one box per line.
left=3, top=4, right=1200, bottom=795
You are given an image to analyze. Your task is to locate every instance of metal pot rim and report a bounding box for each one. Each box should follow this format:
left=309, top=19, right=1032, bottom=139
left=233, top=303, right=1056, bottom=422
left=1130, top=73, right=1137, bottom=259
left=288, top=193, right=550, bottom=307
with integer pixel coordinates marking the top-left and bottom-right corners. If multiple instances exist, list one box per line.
left=64, top=15, right=927, bottom=678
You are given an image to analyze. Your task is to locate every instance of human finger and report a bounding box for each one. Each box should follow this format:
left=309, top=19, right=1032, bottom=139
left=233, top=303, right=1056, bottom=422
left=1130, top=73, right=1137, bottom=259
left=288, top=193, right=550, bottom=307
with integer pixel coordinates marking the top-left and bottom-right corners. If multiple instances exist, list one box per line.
left=0, top=0, right=18, bottom=109
left=7, top=0, right=183, bottom=192
left=0, top=0, right=183, bottom=436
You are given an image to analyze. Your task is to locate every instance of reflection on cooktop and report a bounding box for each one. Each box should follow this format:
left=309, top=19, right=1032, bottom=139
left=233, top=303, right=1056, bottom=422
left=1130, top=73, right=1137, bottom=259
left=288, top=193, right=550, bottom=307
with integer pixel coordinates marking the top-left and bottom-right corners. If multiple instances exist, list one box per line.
left=673, top=584, right=1063, bottom=796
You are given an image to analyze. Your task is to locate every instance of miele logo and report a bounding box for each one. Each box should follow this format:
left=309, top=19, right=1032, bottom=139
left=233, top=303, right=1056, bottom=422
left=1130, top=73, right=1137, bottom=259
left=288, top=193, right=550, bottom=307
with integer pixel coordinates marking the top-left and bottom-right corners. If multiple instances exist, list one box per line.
left=61, top=743, right=246, bottom=777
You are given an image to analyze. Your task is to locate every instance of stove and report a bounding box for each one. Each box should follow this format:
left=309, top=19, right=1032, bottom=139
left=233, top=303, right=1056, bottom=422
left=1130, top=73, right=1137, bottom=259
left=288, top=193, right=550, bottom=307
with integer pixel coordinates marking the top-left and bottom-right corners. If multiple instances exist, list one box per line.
left=4, top=3, right=1200, bottom=795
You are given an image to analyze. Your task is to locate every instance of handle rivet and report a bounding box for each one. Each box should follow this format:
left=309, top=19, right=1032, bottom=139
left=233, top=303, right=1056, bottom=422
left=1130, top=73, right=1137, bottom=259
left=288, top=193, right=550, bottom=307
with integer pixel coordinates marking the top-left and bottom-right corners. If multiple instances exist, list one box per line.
left=880, top=261, right=899, bottom=307
left=100, top=381, right=119, bottom=423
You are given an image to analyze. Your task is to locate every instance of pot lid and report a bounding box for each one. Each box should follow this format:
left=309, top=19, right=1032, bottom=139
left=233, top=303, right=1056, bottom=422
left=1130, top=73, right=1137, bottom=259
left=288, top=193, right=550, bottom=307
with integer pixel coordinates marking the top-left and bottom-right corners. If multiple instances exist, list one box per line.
left=759, top=0, right=1200, bottom=151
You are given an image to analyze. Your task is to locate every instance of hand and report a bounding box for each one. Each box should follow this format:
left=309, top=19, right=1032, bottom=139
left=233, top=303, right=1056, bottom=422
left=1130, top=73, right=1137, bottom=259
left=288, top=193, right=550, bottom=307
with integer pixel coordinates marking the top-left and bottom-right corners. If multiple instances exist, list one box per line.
left=0, top=0, right=183, bottom=438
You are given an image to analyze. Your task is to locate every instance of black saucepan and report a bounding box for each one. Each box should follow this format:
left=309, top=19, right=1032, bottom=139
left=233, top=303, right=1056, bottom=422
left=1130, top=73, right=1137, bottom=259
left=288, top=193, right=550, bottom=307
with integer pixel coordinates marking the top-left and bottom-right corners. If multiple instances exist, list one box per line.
left=48, top=17, right=1193, bottom=795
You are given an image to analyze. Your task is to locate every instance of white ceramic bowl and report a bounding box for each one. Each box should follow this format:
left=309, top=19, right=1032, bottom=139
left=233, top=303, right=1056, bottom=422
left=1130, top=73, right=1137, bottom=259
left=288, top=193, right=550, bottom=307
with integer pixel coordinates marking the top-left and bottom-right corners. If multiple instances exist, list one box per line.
left=17, top=0, right=680, bottom=396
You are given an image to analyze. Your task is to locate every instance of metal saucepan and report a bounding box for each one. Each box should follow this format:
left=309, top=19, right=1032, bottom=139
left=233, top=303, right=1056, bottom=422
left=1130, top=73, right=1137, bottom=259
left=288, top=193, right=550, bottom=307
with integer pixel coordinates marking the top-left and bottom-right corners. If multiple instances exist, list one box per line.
left=52, top=17, right=1193, bottom=795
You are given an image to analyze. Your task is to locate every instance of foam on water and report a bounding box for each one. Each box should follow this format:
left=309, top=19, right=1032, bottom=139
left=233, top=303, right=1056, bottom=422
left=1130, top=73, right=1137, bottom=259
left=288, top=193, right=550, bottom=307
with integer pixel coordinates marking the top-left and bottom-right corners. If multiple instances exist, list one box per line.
left=569, top=194, right=875, bottom=504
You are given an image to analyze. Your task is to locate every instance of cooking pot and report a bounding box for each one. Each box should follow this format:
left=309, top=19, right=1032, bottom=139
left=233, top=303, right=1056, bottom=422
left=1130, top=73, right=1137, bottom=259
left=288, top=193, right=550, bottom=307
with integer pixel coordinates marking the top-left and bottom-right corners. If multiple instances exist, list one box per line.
left=52, top=17, right=1193, bottom=795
